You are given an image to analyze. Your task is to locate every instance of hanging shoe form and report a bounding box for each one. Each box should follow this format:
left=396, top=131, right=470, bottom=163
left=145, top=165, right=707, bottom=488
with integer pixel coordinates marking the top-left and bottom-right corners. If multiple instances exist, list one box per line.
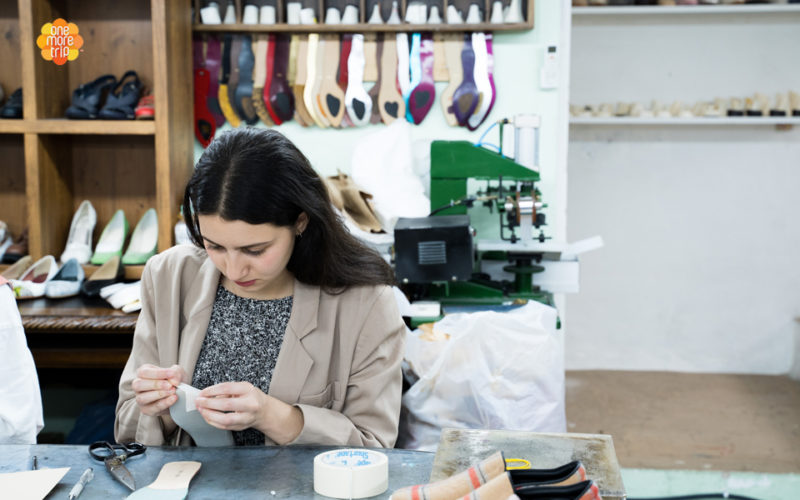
left=218, top=34, right=241, bottom=127
left=61, top=199, right=97, bottom=265
left=451, top=34, right=480, bottom=126
left=317, top=34, right=346, bottom=127
left=345, top=34, right=373, bottom=126
left=303, top=34, right=327, bottom=127
left=407, top=33, right=435, bottom=125
left=292, top=35, right=315, bottom=126
left=45, top=258, right=85, bottom=299
left=267, top=35, right=296, bottom=124
left=253, top=34, right=276, bottom=125
left=10, top=255, right=58, bottom=300
left=467, top=32, right=495, bottom=131
left=367, top=3, right=383, bottom=23
left=205, top=35, right=225, bottom=127
left=378, top=35, right=405, bottom=124
left=504, top=0, right=525, bottom=23
left=367, top=36, right=384, bottom=124
left=234, top=35, right=259, bottom=124
left=0, top=221, right=11, bottom=261
left=91, top=209, right=129, bottom=266
left=396, top=33, right=411, bottom=105
left=337, top=34, right=354, bottom=127
left=226, top=36, right=244, bottom=121
left=193, top=36, right=217, bottom=147
left=405, top=33, right=422, bottom=122
left=440, top=34, right=462, bottom=126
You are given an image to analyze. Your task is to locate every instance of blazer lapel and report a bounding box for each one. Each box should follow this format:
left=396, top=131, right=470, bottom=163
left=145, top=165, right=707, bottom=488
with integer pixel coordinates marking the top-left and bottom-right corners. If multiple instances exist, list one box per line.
left=178, top=256, right=221, bottom=378
left=269, top=279, right=320, bottom=403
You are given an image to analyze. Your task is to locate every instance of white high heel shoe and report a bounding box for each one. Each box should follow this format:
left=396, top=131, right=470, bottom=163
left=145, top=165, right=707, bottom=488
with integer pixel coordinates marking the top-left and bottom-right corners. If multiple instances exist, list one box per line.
left=61, top=199, right=97, bottom=265
left=10, top=255, right=59, bottom=299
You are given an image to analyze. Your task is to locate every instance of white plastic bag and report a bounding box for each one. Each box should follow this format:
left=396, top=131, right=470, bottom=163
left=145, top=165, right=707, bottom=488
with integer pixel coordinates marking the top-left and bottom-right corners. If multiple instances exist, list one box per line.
left=398, top=301, right=565, bottom=451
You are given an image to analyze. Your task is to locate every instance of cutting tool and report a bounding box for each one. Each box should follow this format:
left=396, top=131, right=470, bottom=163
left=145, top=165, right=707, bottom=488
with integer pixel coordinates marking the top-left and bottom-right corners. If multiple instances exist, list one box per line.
left=89, top=441, right=146, bottom=491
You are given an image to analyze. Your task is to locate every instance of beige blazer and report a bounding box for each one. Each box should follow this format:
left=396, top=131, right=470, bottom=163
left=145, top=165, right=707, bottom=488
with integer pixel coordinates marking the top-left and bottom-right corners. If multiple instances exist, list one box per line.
left=115, top=245, right=405, bottom=447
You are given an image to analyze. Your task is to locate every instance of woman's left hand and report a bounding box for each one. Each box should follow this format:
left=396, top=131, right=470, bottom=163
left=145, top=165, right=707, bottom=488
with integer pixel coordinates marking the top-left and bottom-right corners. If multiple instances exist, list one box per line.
left=195, top=382, right=268, bottom=432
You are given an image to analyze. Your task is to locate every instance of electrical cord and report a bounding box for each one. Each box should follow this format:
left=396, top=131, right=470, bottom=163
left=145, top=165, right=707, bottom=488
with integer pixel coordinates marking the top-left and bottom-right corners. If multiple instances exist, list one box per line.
left=628, top=494, right=764, bottom=500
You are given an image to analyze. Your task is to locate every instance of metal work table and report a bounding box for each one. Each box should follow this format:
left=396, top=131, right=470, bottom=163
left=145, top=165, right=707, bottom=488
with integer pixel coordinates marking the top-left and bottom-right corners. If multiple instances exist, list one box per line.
left=0, top=444, right=434, bottom=499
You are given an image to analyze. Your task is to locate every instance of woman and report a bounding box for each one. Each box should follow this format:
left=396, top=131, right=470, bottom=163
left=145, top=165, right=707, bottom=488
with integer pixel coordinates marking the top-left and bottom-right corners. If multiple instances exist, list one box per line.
left=115, top=128, right=404, bottom=447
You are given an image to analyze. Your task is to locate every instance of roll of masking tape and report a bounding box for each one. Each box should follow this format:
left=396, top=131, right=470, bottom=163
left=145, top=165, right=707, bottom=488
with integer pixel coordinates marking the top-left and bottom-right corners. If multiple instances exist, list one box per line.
left=313, top=449, right=389, bottom=499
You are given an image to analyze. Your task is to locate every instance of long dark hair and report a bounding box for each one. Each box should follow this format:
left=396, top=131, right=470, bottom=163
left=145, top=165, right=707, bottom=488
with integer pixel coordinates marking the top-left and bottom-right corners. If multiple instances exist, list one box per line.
left=183, top=127, right=396, bottom=292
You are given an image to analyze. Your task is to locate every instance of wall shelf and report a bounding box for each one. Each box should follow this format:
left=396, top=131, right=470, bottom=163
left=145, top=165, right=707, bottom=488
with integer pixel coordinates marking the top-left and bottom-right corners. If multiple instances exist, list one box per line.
left=192, top=22, right=530, bottom=33
left=569, top=117, right=800, bottom=126
left=572, top=4, right=800, bottom=16
left=0, top=120, right=26, bottom=134
left=31, top=119, right=156, bottom=136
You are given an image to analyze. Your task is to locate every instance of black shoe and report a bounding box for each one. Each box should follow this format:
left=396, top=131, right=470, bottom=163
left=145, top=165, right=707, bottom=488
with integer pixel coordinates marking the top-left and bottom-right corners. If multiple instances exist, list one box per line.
left=0, top=88, right=22, bottom=118
left=65, top=75, right=117, bottom=119
left=98, top=71, right=142, bottom=120
left=82, top=256, right=124, bottom=297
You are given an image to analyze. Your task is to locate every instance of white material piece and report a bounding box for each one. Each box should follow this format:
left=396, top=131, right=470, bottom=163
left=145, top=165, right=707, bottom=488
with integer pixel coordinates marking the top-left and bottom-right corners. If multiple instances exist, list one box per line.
left=490, top=0, right=504, bottom=23
left=446, top=4, right=463, bottom=24
left=242, top=4, right=259, bottom=24
left=367, top=3, right=383, bottom=24
left=45, top=259, right=85, bottom=299
left=222, top=2, right=236, bottom=24
left=325, top=7, right=341, bottom=24
left=401, top=300, right=564, bottom=451
left=61, top=200, right=97, bottom=265
left=300, top=7, right=316, bottom=24
left=313, top=449, right=388, bottom=499
left=169, top=384, right=235, bottom=447
left=427, top=5, right=442, bottom=24
left=260, top=5, right=276, bottom=24
left=0, top=284, right=44, bottom=444
left=386, top=1, right=401, bottom=24
left=465, top=4, right=482, bottom=24
left=0, top=467, right=70, bottom=500
left=105, top=281, right=141, bottom=310
left=407, top=301, right=441, bottom=318
left=503, top=0, right=523, bottom=23
left=476, top=236, right=603, bottom=257
left=286, top=2, right=302, bottom=24
left=342, top=5, right=359, bottom=24
left=200, top=2, right=222, bottom=24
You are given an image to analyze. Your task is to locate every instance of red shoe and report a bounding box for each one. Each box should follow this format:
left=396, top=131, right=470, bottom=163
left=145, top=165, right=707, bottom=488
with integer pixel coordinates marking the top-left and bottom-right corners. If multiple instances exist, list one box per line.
left=135, top=94, right=154, bottom=120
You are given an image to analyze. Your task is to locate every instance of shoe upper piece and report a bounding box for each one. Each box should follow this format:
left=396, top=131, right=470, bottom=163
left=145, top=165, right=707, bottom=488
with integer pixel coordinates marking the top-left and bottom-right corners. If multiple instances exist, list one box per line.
left=11, top=255, right=59, bottom=299
left=61, top=200, right=97, bottom=264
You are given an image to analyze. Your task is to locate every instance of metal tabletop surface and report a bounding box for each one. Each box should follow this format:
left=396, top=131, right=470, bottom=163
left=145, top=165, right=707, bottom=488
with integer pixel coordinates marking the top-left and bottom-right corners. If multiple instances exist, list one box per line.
left=0, top=444, right=434, bottom=499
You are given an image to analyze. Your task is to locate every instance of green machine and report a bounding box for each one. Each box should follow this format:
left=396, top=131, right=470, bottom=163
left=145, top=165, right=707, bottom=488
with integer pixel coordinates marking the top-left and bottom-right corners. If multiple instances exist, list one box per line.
left=394, top=117, right=555, bottom=312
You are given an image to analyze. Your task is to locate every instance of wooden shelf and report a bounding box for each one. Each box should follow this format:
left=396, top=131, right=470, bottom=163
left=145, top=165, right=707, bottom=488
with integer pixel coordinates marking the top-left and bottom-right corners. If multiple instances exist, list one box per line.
left=31, top=119, right=156, bottom=135
left=193, top=22, right=531, bottom=33
left=572, top=4, right=800, bottom=16
left=1, top=263, right=145, bottom=281
left=0, top=119, right=26, bottom=134
left=570, top=117, right=800, bottom=126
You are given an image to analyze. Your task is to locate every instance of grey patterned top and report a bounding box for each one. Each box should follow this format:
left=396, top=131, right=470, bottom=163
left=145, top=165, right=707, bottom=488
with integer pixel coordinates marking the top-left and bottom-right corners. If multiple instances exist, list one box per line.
left=192, top=285, right=293, bottom=446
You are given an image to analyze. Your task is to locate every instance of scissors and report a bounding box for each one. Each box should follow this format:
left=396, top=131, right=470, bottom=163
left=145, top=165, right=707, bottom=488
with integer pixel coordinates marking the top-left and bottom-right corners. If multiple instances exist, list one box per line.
left=88, top=441, right=146, bottom=491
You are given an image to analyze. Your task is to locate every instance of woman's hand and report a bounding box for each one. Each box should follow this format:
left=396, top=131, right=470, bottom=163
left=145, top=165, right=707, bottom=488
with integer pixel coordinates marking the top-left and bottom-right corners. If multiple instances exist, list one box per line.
left=132, top=364, right=186, bottom=416
left=196, top=382, right=304, bottom=444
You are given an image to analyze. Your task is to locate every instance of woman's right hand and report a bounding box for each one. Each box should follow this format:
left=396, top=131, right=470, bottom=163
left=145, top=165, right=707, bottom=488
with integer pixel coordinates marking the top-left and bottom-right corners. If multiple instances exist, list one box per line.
left=132, top=364, right=187, bottom=416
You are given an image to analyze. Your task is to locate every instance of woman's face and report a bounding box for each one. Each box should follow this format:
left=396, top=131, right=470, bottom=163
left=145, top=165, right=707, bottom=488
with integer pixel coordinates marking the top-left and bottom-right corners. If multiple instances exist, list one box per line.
left=198, top=214, right=307, bottom=299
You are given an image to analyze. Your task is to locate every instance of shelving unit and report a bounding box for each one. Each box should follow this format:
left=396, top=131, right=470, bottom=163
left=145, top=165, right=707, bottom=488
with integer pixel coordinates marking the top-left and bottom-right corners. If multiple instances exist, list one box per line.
left=0, top=0, right=192, bottom=270
left=570, top=117, right=800, bottom=126
left=192, top=0, right=534, bottom=32
left=572, top=4, right=800, bottom=15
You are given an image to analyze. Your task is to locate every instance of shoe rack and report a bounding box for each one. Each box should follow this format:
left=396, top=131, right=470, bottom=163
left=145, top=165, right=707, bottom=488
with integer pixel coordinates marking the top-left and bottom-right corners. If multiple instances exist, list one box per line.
left=0, top=0, right=193, bottom=280
left=192, top=0, right=534, bottom=32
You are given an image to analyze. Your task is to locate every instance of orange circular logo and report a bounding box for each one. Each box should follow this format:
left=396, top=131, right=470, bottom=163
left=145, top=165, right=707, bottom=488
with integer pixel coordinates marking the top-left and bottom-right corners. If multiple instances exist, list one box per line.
left=37, top=19, right=84, bottom=65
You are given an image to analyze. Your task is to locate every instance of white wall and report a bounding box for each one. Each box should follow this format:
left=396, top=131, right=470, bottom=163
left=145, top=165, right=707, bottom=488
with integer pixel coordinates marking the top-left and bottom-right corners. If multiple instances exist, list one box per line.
left=566, top=9, right=800, bottom=374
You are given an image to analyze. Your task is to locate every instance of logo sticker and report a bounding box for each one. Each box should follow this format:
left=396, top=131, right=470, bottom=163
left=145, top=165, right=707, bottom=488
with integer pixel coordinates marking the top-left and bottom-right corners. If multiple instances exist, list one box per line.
left=37, top=18, right=84, bottom=65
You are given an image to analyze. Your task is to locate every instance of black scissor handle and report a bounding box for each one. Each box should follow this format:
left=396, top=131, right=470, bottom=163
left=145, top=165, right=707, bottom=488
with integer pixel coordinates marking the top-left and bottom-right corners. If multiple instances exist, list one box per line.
left=88, top=441, right=146, bottom=461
